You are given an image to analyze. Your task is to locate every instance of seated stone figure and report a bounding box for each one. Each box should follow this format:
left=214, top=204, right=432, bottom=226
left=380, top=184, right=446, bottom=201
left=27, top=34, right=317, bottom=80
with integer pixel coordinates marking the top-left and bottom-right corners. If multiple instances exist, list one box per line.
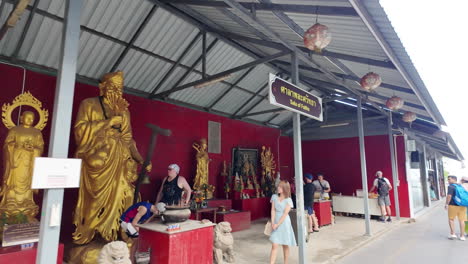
left=214, top=222, right=235, bottom=264
left=98, top=241, right=131, bottom=264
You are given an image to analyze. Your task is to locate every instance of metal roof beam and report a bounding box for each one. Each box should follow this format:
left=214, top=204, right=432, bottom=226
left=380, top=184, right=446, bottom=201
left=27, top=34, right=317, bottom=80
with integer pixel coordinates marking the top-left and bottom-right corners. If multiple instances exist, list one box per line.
left=349, top=0, right=445, bottom=126
left=273, top=60, right=412, bottom=94
left=240, top=108, right=287, bottom=118
left=151, top=38, right=219, bottom=99
left=212, top=29, right=395, bottom=69
left=110, top=5, right=158, bottom=72
left=207, top=66, right=256, bottom=110
left=148, top=31, right=202, bottom=96
left=12, top=2, right=257, bottom=99
left=154, top=50, right=291, bottom=99
left=11, top=0, right=40, bottom=59
left=164, top=0, right=359, bottom=17
left=231, top=81, right=269, bottom=117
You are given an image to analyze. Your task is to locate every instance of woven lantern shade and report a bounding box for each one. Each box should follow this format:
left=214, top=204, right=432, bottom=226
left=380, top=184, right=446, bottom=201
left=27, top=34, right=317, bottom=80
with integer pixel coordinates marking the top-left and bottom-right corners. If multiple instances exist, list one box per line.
left=303, top=23, right=331, bottom=52
left=360, top=72, right=382, bottom=91
left=386, top=96, right=404, bottom=110
left=402, top=111, right=417, bottom=123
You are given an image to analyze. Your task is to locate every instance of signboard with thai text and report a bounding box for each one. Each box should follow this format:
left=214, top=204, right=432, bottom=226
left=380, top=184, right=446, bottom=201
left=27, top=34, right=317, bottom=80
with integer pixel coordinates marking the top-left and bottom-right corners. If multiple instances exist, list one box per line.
left=2, top=222, right=40, bottom=247
left=268, top=74, right=323, bottom=121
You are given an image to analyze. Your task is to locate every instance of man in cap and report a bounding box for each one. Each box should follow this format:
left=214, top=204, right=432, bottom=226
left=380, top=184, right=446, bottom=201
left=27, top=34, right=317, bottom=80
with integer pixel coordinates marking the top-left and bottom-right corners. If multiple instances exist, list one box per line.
left=370, top=171, right=393, bottom=222
left=156, top=164, right=192, bottom=206
left=304, top=173, right=320, bottom=234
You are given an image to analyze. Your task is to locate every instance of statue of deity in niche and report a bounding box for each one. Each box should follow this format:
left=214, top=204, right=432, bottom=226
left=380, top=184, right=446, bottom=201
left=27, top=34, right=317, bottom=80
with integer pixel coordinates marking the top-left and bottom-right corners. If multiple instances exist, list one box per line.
left=0, top=92, right=48, bottom=224
left=193, top=138, right=215, bottom=199
left=72, top=71, right=151, bottom=246
left=261, top=146, right=276, bottom=182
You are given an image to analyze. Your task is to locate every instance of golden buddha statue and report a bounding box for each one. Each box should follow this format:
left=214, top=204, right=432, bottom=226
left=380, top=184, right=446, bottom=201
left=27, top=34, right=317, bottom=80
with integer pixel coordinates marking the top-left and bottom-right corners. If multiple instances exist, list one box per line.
left=192, top=138, right=214, bottom=199
left=72, top=71, right=151, bottom=245
left=0, top=92, right=48, bottom=224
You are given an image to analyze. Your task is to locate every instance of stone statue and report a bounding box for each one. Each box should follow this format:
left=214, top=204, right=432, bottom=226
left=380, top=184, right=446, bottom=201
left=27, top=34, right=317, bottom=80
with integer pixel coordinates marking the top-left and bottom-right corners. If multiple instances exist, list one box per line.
left=213, top=222, right=235, bottom=264
left=193, top=138, right=214, bottom=199
left=98, top=241, right=131, bottom=264
left=72, top=71, right=150, bottom=245
left=0, top=92, right=48, bottom=223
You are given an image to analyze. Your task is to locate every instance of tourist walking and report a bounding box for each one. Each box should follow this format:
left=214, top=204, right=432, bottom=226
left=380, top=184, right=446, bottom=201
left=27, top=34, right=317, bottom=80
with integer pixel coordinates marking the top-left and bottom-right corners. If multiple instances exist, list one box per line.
left=369, top=171, right=393, bottom=222
left=269, top=181, right=297, bottom=264
left=446, top=175, right=467, bottom=240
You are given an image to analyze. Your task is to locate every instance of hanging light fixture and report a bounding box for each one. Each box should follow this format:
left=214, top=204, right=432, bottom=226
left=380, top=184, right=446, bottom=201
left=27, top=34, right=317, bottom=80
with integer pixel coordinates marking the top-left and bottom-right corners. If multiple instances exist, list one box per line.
left=360, top=72, right=382, bottom=91
left=385, top=96, right=404, bottom=110
left=402, top=111, right=417, bottom=123
left=304, top=23, right=332, bottom=53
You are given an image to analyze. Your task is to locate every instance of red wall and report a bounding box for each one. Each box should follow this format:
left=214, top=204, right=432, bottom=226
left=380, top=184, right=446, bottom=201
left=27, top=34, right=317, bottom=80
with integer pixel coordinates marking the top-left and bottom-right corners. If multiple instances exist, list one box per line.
left=0, top=64, right=282, bottom=241
left=301, top=135, right=410, bottom=217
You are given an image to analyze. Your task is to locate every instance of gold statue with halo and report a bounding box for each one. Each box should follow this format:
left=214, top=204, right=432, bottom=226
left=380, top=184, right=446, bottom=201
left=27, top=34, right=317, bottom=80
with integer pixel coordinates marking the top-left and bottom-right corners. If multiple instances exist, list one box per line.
left=192, top=138, right=215, bottom=199
left=72, top=71, right=150, bottom=245
left=0, top=92, right=48, bottom=223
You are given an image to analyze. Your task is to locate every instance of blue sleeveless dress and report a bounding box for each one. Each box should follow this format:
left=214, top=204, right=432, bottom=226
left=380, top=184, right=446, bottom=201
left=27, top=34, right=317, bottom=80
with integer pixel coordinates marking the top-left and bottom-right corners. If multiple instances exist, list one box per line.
left=270, top=194, right=297, bottom=246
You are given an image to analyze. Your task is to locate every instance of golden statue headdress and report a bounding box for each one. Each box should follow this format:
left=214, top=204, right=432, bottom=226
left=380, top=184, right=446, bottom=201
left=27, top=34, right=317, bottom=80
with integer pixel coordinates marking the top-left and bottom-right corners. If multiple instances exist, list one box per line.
left=2, top=91, right=48, bottom=130
left=99, top=71, right=124, bottom=96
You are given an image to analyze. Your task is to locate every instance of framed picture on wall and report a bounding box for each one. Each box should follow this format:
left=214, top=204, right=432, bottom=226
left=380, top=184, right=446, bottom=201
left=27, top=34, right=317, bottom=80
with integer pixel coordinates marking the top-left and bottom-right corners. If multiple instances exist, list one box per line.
left=232, top=147, right=258, bottom=178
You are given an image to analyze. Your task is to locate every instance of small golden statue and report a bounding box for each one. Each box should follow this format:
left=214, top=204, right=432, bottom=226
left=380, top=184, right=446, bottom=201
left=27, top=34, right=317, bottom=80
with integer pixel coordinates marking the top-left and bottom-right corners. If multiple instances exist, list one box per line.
left=0, top=92, right=48, bottom=223
left=72, top=71, right=150, bottom=246
left=192, top=138, right=215, bottom=199
left=261, top=146, right=276, bottom=183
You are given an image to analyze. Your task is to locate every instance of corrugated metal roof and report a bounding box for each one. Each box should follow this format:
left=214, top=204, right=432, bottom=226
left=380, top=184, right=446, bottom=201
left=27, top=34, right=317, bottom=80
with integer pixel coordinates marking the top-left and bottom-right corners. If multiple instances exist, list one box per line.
left=0, top=0, right=459, bottom=158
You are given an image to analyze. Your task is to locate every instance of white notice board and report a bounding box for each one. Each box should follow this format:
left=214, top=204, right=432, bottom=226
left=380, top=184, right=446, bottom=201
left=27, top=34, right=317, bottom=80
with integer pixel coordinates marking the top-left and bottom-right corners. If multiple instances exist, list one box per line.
left=32, top=157, right=82, bottom=189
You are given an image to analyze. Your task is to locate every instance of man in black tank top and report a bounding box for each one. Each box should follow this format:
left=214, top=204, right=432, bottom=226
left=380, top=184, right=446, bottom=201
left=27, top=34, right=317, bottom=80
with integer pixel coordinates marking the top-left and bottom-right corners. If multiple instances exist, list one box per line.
left=156, top=164, right=192, bottom=206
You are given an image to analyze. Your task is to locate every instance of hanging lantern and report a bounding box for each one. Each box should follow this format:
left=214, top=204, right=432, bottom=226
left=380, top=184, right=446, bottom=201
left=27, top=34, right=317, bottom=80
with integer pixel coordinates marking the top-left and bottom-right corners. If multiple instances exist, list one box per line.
left=402, top=111, right=417, bottom=123
left=360, top=72, right=382, bottom=91
left=303, top=23, right=332, bottom=52
left=385, top=96, right=404, bottom=110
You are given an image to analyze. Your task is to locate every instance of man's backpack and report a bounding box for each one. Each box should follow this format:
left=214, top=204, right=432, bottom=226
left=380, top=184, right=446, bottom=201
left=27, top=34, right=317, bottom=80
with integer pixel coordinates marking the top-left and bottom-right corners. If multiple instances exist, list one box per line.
left=377, top=178, right=390, bottom=196
left=452, top=184, right=468, bottom=207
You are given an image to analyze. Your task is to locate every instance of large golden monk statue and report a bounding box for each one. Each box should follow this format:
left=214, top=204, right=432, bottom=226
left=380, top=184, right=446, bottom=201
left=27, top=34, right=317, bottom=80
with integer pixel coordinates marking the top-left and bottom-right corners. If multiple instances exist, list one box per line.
left=0, top=92, right=48, bottom=223
left=72, top=71, right=150, bottom=245
left=192, top=138, right=214, bottom=199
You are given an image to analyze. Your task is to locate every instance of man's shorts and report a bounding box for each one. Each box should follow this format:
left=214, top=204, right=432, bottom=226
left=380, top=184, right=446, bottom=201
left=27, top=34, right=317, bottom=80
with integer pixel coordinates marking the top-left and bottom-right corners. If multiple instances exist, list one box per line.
left=305, top=206, right=314, bottom=215
left=378, top=195, right=391, bottom=206
left=448, top=205, right=467, bottom=221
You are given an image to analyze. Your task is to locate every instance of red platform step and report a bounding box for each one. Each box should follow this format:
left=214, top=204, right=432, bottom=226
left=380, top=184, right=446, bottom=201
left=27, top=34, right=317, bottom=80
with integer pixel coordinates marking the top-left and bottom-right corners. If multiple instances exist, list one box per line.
left=207, top=199, right=232, bottom=210
left=232, top=197, right=270, bottom=221
left=0, top=243, right=64, bottom=264
left=216, top=211, right=251, bottom=232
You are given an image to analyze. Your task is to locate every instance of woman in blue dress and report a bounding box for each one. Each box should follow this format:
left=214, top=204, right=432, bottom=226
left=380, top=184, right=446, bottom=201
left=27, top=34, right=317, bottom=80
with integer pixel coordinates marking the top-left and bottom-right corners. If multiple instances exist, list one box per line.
left=270, top=180, right=297, bottom=264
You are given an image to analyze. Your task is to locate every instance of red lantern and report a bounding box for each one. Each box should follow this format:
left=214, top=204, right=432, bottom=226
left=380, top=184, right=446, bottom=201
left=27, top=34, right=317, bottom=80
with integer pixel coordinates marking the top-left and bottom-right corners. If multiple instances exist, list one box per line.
left=303, top=23, right=331, bottom=52
left=402, top=111, right=417, bottom=123
left=386, top=96, right=404, bottom=110
left=360, top=72, right=382, bottom=91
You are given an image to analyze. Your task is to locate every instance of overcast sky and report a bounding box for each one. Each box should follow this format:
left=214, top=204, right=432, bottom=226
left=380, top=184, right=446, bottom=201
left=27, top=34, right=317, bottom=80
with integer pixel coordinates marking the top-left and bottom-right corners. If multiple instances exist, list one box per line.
left=380, top=0, right=468, bottom=174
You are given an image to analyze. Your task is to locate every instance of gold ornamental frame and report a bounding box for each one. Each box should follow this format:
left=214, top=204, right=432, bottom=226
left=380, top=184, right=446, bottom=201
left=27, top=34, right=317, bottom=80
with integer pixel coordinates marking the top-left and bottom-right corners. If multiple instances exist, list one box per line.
left=2, top=91, right=49, bottom=130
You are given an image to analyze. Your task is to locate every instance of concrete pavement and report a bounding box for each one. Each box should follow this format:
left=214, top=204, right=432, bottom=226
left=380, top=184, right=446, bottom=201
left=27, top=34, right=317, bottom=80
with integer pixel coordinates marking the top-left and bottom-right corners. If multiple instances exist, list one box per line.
left=233, top=213, right=402, bottom=263
left=337, top=203, right=468, bottom=264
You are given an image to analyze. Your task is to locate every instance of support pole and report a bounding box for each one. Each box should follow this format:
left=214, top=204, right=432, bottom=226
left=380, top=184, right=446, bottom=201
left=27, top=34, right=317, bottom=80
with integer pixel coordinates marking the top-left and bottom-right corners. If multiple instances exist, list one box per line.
left=36, top=0, right=82, bottom=263
left=291, top=52, right=306, bottom=263
left=387, top=113, right=401, bottom=220
left=357, top=97, right=371, bottom=236
left=202, top=31, right=207, bottom=78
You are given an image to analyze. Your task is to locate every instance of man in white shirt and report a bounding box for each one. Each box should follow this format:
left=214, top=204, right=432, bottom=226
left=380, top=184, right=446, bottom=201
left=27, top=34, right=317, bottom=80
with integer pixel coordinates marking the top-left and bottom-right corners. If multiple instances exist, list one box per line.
left=313, top=173, right=331, bottom=200
left=369, top=171, right=393, bottom=222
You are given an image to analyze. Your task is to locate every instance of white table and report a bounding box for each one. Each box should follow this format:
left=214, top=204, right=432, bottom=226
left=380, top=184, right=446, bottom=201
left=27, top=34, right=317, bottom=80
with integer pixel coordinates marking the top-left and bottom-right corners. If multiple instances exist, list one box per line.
left=332, top=195, right=382, bottom=216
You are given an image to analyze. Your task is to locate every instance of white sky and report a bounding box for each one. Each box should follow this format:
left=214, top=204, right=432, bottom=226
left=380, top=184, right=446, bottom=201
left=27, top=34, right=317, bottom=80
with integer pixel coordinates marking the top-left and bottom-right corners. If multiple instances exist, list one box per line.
left=380, top=0, right=468, bottom=174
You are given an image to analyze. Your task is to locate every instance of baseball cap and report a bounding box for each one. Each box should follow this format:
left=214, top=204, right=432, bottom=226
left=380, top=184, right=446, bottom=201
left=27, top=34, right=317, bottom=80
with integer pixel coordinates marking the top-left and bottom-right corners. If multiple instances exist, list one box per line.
left=168, top=164, right=180, bottom=174
left=304, top=173, right=313, bottom=180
